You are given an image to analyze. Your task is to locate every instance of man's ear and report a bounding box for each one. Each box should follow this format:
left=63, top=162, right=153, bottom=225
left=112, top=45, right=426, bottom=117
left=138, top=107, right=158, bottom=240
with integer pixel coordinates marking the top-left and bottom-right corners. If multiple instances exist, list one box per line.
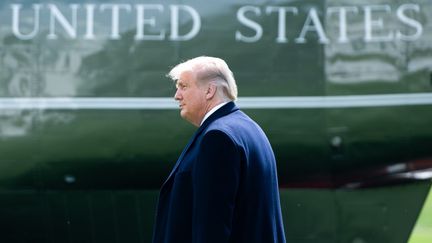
left=205, top=83, right=217, bottom=100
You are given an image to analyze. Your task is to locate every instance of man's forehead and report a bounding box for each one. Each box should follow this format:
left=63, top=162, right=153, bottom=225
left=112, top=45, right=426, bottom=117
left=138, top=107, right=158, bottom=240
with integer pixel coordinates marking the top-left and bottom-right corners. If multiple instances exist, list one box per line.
left=180, top=70, right=194, bottom=79
left=177, top=71, right=195, bottom=83
left=176, top=78, right=188, bottom=84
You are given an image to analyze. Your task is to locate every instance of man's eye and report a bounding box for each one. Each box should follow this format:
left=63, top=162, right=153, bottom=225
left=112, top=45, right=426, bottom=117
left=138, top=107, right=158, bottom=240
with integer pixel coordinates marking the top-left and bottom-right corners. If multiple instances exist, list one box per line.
left=176, top=83, right=186, bottom=89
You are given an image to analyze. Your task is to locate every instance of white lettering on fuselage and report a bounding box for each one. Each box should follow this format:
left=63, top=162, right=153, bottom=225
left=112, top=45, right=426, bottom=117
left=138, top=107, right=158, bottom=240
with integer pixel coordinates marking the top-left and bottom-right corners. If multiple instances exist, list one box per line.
left=7, top=3, right=424, bottom=43
left=10, top=3, right=201, bottom=41
left=236, top=4, right=423, bottom=43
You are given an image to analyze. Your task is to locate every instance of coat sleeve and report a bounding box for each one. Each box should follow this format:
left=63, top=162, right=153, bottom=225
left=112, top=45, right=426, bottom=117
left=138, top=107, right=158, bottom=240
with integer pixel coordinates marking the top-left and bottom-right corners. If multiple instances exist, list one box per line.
left=192, top=129, right=241, bottom=243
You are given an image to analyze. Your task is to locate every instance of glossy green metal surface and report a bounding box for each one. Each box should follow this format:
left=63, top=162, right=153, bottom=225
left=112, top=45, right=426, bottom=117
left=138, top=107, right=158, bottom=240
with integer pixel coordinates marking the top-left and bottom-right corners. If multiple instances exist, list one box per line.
left=0, top=0, right=431, bottom=242
left=1, top=182, right=430, bottom=242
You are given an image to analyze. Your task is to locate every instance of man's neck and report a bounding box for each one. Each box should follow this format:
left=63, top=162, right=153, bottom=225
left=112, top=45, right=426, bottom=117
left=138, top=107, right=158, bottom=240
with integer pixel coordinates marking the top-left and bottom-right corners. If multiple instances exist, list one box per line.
left=200, top=101, right=228, bottom=126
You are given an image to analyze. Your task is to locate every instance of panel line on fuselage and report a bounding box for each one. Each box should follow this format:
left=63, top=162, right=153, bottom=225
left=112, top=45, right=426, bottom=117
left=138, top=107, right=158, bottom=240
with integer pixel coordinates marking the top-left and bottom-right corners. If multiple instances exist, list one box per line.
left=0, top=93, right=432, bottom=110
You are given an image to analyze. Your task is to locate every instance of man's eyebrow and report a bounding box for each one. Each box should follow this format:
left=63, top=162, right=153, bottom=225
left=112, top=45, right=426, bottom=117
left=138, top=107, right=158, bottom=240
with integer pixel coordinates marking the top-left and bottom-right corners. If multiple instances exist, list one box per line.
left=175, top=80, right=186, bottom=87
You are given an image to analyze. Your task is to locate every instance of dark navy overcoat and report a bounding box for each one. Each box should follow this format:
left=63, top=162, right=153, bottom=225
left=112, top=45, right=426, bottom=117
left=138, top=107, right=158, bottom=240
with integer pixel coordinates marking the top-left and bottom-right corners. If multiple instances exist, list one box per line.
left=152, top=102, right=286, bottom=243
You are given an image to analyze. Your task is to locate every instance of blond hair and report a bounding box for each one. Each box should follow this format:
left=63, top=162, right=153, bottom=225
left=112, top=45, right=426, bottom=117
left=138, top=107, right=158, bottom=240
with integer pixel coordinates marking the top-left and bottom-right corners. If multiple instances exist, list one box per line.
left=168, top=56, right=238, bottom=101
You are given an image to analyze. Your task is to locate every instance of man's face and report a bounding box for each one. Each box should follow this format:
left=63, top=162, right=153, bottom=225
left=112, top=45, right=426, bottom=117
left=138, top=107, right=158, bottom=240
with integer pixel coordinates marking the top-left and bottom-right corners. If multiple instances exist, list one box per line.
left=174, top=71, right=208, bottom=126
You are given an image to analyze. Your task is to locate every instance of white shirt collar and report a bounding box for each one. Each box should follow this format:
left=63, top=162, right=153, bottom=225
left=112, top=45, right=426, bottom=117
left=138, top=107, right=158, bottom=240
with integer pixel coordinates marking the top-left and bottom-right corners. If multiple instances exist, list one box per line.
left=200, top=102, right=228, bottom=126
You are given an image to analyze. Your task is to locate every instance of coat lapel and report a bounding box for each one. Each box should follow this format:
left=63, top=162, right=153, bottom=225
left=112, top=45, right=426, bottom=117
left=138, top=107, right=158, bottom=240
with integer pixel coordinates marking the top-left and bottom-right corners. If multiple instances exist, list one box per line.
left=160, top=102, right=239, bottom=191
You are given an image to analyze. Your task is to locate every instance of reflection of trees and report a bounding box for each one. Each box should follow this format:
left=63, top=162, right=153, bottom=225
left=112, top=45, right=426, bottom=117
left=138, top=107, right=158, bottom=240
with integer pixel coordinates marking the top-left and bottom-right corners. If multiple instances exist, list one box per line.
left=0, top=34, right=76, bottom=137
left=0, top=36, right=39, bottom=137
left=325, top=1, right=432, bottom=85
left=0, top=32, right=83, bottom=97
left=78, top=29, right=177, bottom=97
left=78, top=1, right=323, bottom=97
left=1, top=37, right=39, bottom=97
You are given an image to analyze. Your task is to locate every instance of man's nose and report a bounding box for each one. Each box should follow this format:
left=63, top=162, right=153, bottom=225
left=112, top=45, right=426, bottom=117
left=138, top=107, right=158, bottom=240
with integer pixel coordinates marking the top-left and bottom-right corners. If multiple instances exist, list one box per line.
left=174, top=89, right=181, bottom=100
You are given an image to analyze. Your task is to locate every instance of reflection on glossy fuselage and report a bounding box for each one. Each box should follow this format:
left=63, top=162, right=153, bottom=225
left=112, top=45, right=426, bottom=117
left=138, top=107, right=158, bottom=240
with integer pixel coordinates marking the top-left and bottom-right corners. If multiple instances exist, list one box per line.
left=0, top=0, right=431, bottom=242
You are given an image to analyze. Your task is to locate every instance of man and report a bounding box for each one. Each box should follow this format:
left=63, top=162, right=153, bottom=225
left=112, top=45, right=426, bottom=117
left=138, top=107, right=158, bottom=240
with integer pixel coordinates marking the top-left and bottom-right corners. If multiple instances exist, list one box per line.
left=152, top=56, right=286, bottom=243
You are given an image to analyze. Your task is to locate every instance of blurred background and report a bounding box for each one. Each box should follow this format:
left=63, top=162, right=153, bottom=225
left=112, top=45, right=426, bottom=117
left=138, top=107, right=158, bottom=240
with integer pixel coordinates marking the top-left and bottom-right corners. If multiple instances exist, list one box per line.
left=0, top=0, right=431, bottom=242
left=409, top=187, right=432, bottom=243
